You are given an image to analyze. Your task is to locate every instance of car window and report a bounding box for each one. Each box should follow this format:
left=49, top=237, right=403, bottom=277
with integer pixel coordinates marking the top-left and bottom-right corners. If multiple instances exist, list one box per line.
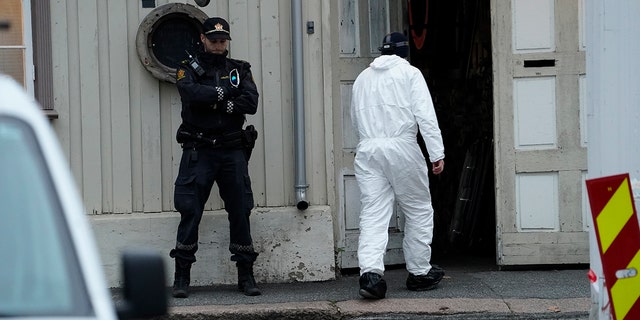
left=0, top=116, right=93, bottom=317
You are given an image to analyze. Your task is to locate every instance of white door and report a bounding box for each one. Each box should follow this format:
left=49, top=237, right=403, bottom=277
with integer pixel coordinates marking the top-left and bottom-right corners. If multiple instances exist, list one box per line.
left=491, top=0, right=589, bottom=266
left=332, top=0, right=406, bottom=269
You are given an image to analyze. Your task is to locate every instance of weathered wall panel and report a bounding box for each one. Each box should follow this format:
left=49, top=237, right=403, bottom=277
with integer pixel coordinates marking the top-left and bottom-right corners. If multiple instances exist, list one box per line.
left=48, top=0, right=337, bottom=285
left=260, top=1, right=287, bottom=206
left=304, top=0, right=329, bottom=206
left=50, top=0, right=332, bottom=215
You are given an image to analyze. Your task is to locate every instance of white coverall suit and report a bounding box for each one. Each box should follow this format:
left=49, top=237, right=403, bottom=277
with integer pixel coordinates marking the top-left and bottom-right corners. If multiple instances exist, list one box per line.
left=351, top=54, right=444, bottom=277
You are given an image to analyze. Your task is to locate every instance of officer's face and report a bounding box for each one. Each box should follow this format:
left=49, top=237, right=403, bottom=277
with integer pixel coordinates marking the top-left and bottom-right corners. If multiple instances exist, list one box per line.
left=201, top=35, right=229, bottom=54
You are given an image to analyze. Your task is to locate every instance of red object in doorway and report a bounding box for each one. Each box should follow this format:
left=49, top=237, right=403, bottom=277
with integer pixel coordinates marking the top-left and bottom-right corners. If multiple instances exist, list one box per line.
left=408, top=0, right=428, bottom=50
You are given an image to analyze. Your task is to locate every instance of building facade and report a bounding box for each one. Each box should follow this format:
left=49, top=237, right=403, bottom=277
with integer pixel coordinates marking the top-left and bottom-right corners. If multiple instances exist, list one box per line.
left=2, top=0, right=593, bottom=287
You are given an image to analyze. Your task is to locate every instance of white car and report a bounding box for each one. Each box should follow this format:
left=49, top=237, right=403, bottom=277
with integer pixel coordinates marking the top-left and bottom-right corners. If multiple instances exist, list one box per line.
left=0, top=75, right=167, bottom=319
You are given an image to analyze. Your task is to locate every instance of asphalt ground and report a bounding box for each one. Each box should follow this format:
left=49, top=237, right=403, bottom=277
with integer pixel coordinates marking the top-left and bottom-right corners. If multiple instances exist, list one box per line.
left=114, top=256, right=592, bottom=319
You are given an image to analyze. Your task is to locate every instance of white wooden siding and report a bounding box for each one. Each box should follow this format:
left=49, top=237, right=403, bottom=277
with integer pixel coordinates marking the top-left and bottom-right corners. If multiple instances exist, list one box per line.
left=50, top=0, right=332, bottom=215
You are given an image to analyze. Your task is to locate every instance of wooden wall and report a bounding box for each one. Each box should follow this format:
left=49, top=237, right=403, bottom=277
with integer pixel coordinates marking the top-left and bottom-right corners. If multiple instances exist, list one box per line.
left=49, top=0, right=334, bottom=215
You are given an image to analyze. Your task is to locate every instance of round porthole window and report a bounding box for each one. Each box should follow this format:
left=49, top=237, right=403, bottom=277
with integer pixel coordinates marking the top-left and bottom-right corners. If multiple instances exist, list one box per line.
left=136, top=3, right=208, bottom=83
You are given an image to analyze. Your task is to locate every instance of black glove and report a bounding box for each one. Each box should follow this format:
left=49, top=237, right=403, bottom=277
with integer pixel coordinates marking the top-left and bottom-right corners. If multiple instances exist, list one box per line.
left=210, top=100, right=236, bottom=114
left=222, top=100, right=236, bottom=114
left=214, top=86, right=241, bottom=102
left=213, top=86, right=228, bottom=102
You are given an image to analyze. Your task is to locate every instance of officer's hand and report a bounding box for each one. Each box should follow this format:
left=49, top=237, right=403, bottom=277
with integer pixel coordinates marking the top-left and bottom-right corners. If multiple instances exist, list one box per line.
left=213, top=86, right=231, bottom=102
left=214, top=86, right=241, bottom=102
left=214, top=100, right=236, bottom=114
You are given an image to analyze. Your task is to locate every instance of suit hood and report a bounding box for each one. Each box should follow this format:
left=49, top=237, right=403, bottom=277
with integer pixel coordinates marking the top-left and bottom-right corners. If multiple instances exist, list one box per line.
left=369, top=54, right=409, bottom=70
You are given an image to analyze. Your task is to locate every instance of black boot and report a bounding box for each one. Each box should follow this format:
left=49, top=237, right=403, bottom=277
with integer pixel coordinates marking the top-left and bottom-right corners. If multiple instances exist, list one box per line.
left=237, top=262, right=261, bottom=296
left=359, top=272, right=387, bottom=299
left=406, top=265, right=445, bottom=291
left=172, top=259, right=191, bottom=298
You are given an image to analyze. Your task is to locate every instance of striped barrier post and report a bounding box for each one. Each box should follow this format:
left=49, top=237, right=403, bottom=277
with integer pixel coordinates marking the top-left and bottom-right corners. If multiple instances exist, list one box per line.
left=586, top=173, right=640, bottom=320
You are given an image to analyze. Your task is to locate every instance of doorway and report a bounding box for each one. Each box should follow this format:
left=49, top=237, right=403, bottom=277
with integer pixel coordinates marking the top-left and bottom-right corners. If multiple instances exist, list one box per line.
left=408, top=0, right=496, bottom=262
left=333, top=0, right=496, bottom=273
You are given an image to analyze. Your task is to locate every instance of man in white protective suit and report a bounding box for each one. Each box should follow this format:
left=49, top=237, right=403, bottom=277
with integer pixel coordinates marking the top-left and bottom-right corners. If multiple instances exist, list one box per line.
left=351, top=32, right=446, bottom=299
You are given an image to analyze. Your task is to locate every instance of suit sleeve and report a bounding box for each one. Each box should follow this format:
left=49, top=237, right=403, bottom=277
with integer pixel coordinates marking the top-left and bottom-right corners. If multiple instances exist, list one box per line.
left=410, top=69, right=445, bottom=162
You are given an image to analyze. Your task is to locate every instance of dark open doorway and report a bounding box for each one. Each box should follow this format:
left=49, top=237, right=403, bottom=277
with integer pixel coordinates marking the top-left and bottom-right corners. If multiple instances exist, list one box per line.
left=408, top=0, right=496, bottom=262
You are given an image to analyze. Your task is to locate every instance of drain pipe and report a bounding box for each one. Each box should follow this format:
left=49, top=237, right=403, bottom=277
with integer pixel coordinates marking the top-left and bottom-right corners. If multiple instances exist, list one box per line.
left=292, top=0, right=309, bottom=210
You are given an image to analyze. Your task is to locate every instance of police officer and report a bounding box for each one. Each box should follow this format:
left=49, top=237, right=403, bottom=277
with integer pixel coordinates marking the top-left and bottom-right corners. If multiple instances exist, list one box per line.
left=169, top=17, right=260, bottom=298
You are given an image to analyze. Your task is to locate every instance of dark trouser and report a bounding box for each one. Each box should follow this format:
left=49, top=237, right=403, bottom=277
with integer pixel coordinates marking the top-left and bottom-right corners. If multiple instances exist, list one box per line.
left=170, top=145, right=258, bottom=265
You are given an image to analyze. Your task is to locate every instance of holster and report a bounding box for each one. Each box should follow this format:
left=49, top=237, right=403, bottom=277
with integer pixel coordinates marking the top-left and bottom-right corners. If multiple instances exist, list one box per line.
left=242, top=125, right=258, bottom=161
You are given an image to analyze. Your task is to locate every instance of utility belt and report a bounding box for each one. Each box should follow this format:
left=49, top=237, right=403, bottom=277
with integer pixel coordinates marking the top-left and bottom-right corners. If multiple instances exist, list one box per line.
left=177, top=124, right=258, bottom=158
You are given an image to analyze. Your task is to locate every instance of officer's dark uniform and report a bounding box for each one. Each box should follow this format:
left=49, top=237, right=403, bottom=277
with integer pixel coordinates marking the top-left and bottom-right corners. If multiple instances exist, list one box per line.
left=169, top=17, right=260, bottom=298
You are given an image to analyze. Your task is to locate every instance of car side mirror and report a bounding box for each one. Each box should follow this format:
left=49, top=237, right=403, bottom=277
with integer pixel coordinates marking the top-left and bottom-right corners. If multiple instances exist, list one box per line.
left=116, top=248, right=167, bottom=319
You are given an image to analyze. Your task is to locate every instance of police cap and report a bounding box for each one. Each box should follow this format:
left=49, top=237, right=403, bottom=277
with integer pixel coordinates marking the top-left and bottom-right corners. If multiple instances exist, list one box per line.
left=203, top=17, right=231, bottom=40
